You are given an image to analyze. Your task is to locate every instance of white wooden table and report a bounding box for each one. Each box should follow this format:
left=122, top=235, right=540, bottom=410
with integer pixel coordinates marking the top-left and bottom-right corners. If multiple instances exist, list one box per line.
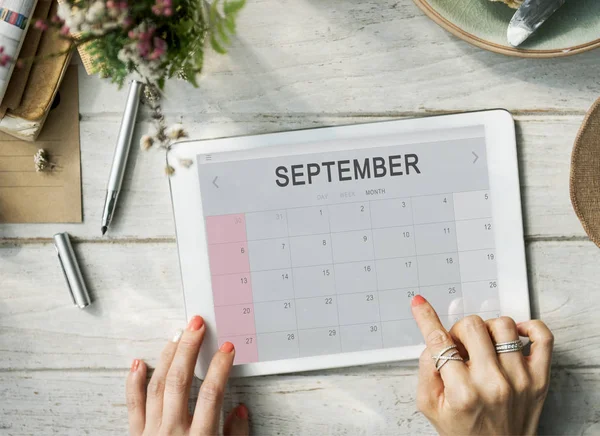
left=2, top=1, right=600, bottom=434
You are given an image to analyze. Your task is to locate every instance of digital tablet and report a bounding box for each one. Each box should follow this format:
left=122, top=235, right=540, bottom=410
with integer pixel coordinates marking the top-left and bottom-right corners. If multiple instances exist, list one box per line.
left=167, top=110, right=530, bottom=378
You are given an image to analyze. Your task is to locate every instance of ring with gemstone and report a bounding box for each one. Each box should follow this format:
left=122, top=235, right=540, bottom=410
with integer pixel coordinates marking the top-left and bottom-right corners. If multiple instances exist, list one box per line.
left=495, top=339, right=524, bottom=354
left=431, top=345, right=464, bottom=371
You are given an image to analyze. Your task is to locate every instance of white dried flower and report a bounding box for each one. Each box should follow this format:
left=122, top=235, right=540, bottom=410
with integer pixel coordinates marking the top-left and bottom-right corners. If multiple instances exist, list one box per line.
left=79, top=22, right=91, bottom=33
left=140, top=135, right=154, bottom=150
left=86, top=1, right=105, bottom=22
left=34, top=149, right=51, bottom=172
left=117, top=47, right=130, bottom=64
left=57, top=1, right=126, bottom=36
left=166, top=123, right=188, bottom=140
left=70, top=10, right=85, bottom=28
left=57, top=3, right=72, bottom=21
left=108, top=6, right=120, bottom=18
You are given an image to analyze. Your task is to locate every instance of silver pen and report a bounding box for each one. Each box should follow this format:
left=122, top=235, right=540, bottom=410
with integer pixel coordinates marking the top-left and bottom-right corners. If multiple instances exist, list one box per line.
left=101, top=79, right=144, bottom=235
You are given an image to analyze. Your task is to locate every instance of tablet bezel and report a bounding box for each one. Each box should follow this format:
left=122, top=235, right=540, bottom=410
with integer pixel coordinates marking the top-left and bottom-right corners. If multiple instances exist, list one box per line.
left=167, top=109, right=530, bottom=378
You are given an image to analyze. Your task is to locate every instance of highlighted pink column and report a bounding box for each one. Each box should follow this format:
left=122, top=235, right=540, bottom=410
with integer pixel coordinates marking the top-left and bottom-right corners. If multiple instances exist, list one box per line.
left=205, top=213, right=258, bottom=364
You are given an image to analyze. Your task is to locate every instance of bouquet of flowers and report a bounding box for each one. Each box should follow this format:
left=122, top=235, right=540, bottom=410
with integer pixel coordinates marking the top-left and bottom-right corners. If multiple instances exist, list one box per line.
left=40, top=0, right=245, bottom=88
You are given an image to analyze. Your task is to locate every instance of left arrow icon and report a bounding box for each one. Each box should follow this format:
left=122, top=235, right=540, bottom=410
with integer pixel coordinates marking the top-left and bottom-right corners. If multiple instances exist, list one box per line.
left=212, top=176, right=219, bottom=188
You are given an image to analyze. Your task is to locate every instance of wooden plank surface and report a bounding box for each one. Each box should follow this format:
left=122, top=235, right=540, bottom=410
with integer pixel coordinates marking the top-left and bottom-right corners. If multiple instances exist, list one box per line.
left=0, top=115, right=586, bottom=240
left=75, top=1, right=600, bottom=116
left=1, top=366, right=599, bottom=435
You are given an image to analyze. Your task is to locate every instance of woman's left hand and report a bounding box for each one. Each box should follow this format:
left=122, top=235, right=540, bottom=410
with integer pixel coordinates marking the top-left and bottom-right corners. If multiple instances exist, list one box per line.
left=125, top=315, right=249, bottom=436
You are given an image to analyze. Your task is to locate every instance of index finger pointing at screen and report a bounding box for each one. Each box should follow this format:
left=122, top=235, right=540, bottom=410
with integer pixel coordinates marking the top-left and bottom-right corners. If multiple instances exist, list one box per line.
left=411, top=295, right=470, bottom=386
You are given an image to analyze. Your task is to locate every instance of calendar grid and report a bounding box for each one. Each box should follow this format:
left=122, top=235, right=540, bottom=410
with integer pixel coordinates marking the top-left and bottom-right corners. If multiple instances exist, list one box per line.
left=449, top=194, right=464, bottom=324
left=213, top=320, right=423, bottom=338
left=208, top=247, right=493, bottom=277
left=206, top=190, right=499, bottom=364
left=203, top=188, right=493, bottom=219
left=204, top=217, right=496, bottom=247
left=212, top=280, right=476, bottom=318
left=324, top=204, right=343, bottom=350
left=409, top=195, right=421, bottom=295
left=245, top=217, right=260, bottom=362
left=283, top=209, right=302, bottom=358
left=367, top=200, right=384, bottom=346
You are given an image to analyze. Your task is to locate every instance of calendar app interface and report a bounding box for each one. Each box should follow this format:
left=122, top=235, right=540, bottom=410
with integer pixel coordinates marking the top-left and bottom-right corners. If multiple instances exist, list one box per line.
left=197, top=128, right=499, bottom=365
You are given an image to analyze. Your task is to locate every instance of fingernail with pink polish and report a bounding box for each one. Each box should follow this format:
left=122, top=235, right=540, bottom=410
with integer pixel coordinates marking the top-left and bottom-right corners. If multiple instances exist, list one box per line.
left=411, top=295, right=427, bottom=307
left=187, top=315, right=204, bottom=332
left=220, top=341, right=234, bottom=353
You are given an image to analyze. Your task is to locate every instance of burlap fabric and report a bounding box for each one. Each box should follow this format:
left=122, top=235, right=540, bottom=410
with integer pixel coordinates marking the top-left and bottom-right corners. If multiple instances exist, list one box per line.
left=571, top=97, right=600, bottom=248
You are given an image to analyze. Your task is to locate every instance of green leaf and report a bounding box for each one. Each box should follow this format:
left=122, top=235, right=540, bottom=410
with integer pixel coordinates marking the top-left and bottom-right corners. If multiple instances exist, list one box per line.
left=224, top=0, right=245, bottom=15
left=217, top=20, right=230, bottom=45
left=224, top=15, right=236, bottom=33
left=183, top=62, right=200, bottom=87
left=207, top=0, right=245, bottom=55
left=210, top=34, right=227, bottom=54
left=210, top=0, right=220, bottom=26
left=194, top=48, right=204, bottom=69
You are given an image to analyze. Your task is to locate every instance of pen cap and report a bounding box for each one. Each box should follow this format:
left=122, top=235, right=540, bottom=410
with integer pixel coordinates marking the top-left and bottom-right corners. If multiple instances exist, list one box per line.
left=53, top=232, right=92, bottom=309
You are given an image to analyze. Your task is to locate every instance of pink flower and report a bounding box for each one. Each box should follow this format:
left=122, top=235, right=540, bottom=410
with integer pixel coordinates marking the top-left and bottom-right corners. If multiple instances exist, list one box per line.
left=60, top=25, right=70, bottom=36
left=34, top=20, right=48, bottom=31
left=0, top=54, right=12, bottom=67
left=137, top=27, right=154, bottom=42
left=152, top=0, right=175, bottom=16
left=137, top=40, right=151, bottom=57
left=147, top=37, right=167, bottom=59
left=154, top=37, right=167, bottom=52
left=106, top=0, right=115, bottom=8
left=51, top=15, right=63, bottom=24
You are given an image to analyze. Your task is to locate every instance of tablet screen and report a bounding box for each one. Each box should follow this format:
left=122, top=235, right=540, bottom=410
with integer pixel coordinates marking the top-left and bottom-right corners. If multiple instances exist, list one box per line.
left=197, top=126, right=499, bottom=364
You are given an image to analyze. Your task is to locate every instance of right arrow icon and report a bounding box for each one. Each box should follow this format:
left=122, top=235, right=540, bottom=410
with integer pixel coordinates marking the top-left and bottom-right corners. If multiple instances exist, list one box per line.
left=472, top=152, right=479, bottom=164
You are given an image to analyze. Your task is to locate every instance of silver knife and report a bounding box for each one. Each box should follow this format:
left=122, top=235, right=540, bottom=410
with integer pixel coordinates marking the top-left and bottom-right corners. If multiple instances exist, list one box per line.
left=507, top=0, right=566, bottom=47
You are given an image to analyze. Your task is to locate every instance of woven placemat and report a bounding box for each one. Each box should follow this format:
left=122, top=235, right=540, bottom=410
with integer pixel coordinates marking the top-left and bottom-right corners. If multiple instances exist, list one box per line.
left=571, top=96, right=600, bottom=248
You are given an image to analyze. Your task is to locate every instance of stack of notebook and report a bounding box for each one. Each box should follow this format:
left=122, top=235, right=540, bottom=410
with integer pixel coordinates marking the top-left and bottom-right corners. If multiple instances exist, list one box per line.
left=0, top=0, right=71, bottom=141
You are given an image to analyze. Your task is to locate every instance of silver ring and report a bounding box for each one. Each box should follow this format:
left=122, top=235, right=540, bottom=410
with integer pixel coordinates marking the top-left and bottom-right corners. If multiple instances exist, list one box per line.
left=495, top=339, right=524, bottom=354
left=431, top=345, right=464, bottom=371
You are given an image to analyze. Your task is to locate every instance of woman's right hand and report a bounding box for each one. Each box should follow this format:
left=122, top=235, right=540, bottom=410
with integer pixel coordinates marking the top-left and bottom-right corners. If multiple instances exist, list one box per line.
left=412, top=295, right=554, bottom=435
